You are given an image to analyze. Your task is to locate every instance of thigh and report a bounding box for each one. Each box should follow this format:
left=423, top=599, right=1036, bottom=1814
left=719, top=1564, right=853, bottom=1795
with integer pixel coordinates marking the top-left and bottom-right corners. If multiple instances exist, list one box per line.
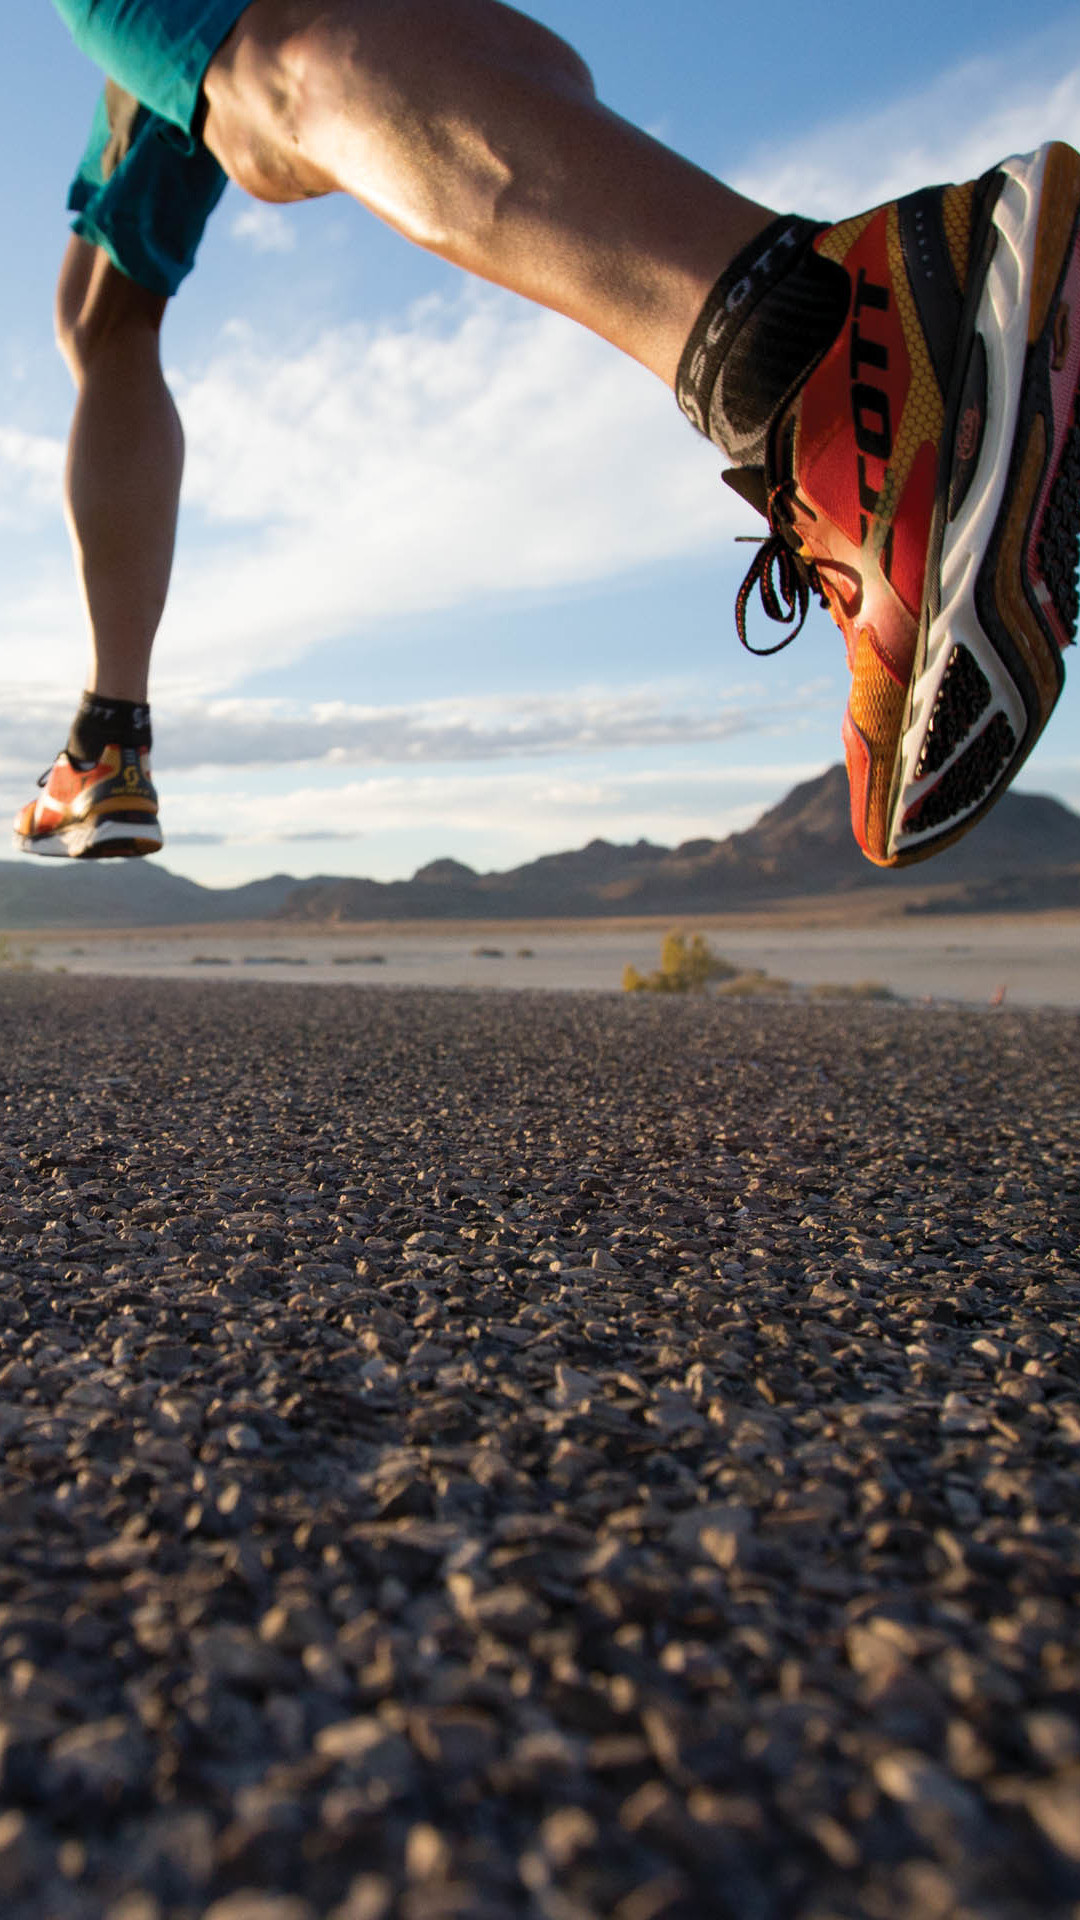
left=53, top=0, right=253, bottom=137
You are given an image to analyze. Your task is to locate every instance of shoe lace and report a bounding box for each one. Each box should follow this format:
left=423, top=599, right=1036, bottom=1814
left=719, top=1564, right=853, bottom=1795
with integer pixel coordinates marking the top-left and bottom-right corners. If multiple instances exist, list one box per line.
left=734, top=480, right=830, bottom=657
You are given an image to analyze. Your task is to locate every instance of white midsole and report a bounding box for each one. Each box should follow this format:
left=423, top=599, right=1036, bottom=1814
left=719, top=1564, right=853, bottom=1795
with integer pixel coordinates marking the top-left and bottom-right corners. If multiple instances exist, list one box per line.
left=15, top=815, right=162, bottom=858
left=889, top=145, right=1049, bottom=859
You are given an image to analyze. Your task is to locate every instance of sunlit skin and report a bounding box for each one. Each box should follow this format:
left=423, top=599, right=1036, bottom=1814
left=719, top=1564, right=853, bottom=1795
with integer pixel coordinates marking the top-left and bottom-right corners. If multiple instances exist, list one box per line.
left=57, top=239, right=180, bottom=704
left=62, top=0, right=777, bottom=707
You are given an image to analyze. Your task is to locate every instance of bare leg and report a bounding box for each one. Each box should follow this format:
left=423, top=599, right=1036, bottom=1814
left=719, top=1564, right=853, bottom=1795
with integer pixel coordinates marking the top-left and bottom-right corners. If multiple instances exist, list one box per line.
left=203, top=0, right=777, bottom=388
left=57, top=238, right=183, bottom=703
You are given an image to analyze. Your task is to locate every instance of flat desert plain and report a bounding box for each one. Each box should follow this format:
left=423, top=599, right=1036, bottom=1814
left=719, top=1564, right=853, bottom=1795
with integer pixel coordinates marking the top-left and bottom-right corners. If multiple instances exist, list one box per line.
left=12, top=904, right=1080, bottom=1006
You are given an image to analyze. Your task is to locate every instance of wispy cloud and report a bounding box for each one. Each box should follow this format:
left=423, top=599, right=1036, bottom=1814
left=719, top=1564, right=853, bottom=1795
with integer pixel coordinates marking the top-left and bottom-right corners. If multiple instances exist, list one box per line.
left=155, top=760, right=830, bottom=863
left=0, top=677, right=831, bottom=779
left=152, top=680, right=823, bottom=770
left=230, top=204, right=298, bottom=254
left=152, top=293, right=727, bottom=694
left=0, top=293, right=731, bottom=708
left=732, top=31, right=1080, bottom=217
left=0, top=426, right=65, bottom=522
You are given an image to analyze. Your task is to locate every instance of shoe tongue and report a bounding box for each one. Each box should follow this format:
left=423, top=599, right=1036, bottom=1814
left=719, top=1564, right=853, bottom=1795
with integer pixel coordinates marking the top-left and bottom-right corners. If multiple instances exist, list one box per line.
left=722, top=465, right=769, bottom=520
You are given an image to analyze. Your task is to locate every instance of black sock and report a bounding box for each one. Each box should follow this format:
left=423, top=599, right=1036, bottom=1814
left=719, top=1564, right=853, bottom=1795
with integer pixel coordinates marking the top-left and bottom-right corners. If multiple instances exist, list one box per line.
left=66, top=692, right=152, bottom=767
left=676, top=215, right=850, bottom=470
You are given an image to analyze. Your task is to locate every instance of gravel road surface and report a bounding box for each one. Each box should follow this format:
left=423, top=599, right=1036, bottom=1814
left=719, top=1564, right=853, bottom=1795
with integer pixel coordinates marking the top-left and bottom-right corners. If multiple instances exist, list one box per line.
left=0, top=977, right=1077, bottom=1920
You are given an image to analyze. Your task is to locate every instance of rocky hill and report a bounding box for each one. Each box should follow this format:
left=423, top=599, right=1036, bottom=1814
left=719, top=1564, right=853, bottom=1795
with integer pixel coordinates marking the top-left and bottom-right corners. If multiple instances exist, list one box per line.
left=0, top=860, right=299, bottom=932
left=2, top=765, right=1078, bottom=929
left=275, top=766, right=1080, bottom=921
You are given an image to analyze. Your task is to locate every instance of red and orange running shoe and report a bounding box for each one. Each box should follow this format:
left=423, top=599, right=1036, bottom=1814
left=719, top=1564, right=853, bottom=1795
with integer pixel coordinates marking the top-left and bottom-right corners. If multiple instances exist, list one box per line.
left=13, top=743, right=163, bottom=859
left=737, top=143, right=1080, bottom=866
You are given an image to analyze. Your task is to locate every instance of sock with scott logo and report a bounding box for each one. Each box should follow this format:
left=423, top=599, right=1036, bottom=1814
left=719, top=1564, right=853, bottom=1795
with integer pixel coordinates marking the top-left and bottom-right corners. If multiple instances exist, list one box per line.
left=676, top=215, right=851, bottom=480
left=66, top=691, right=152, bottom=770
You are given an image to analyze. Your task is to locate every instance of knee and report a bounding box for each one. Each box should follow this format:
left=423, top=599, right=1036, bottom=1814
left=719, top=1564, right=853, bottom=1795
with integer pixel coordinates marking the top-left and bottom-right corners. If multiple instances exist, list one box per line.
left=55, top=242, right=168, bottom=384
left=202, top=2, right=342, bottom=201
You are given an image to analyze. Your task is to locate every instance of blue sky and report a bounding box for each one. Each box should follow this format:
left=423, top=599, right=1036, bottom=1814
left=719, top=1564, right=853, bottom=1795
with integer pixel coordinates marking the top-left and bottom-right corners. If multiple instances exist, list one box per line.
left=3, top=1, right=1080, bottom=885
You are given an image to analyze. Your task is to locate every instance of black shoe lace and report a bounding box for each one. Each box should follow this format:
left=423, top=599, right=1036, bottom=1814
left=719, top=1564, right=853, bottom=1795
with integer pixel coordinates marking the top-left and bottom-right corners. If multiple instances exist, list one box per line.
left=734, top=482, right=830, bottom=656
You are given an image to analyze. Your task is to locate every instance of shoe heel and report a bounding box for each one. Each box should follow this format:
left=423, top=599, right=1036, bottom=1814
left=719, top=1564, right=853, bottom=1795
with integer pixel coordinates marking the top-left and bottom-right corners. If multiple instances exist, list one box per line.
left=974, top=144, right=1079, bottom=729
left=1029, top=143, right=1080, bottom=346
left=890, top=147, right=1079, bottom=861
left=1025, top=174, right=1080, bottom=652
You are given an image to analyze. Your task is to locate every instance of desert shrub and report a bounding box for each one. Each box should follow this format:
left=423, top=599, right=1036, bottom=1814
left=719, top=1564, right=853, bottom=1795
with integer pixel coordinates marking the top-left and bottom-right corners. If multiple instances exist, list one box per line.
left=808, top=979, right=895, bottom=1001
left=0, top=937, right=34, bottom=971
left=623, top=931, right=737, bottom=994
left=714, top=968, right=791, bottom=997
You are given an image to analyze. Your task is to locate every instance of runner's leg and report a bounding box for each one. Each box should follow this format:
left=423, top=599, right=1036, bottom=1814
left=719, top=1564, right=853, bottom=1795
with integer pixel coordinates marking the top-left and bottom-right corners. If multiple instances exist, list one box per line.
left=200, top=0, right=1080, bottom=867
left=201, top=0, right=777, bottom=388
left=57, top=237, right=182, bottom=704
left=12, top=240, right=170, bottom=856
left=41, top=0, right=1079, bottom=870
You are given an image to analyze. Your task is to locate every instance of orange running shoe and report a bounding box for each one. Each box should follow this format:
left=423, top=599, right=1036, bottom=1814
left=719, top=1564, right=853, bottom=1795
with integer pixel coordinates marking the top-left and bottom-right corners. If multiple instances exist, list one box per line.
left=13, top=743, right=163, bottom=859
left=735, top=143, right=1080, bottom=866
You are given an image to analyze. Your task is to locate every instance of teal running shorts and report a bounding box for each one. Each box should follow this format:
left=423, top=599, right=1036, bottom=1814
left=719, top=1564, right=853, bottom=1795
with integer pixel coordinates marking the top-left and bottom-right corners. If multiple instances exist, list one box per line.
left=55, top=0, right=253, bottom=295
left=67, top=82, right=229, bottom=295
left=54, top=0, right=249, bottom=135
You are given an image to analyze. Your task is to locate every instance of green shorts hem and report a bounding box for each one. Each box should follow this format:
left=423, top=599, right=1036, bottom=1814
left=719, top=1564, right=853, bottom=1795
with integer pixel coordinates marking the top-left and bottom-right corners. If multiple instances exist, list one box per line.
left=68, top=87, right=229, bottom=296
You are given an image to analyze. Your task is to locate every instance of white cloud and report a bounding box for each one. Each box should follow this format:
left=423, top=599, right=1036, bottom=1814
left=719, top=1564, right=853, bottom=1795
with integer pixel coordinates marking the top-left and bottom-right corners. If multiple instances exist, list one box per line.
left=153, top=291, right=728, bottom=694
left=0, top=426, right=65, bottom=521
left=732, top=36, right=1080, bottom=217
left=230, top=204, right=298, bottom=254
left=154, top=679, right=824, bottom=770
left=0, top=676, right=831, bottom=781
left=0, top=580, right=89, bottom=709
left=159, top=759, right=829, bottom=863
left=0, top=289, right=733, bottom=711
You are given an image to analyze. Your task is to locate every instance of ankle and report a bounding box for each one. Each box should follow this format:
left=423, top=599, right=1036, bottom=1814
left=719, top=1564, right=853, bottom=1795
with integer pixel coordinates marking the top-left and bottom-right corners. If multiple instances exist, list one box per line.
left=67, top=691, right=152, bottom=767
left=676, top=215, right=848, bottom=468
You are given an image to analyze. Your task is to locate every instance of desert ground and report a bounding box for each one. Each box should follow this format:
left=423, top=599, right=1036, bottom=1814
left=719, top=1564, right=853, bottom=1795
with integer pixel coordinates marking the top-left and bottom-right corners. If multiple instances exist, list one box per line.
left=9, top=904, right=1080, bottom=1007
left=0, top=971, right=1077, bottom=1918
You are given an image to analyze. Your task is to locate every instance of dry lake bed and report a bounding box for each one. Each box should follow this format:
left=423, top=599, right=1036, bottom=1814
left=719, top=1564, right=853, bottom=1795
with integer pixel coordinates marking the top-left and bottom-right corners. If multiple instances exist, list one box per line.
left=10, top=906, right=1080, bottom=1007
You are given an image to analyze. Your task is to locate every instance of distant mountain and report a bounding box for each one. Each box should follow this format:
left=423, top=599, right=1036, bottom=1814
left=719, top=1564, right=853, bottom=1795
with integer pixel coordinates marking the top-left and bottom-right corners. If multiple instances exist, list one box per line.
left=0, top=858, right=301, bottom=932
left=2, top=766, right=1079, bottom=930
left=276, top=766, right=1080, bottom=921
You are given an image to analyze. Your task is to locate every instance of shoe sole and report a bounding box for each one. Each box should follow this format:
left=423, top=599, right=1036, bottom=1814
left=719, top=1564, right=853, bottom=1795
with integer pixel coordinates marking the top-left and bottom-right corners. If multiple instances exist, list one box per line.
left=14, top=815, right=163, bottom=860
left=888, top=143, right=1080, bottom=862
